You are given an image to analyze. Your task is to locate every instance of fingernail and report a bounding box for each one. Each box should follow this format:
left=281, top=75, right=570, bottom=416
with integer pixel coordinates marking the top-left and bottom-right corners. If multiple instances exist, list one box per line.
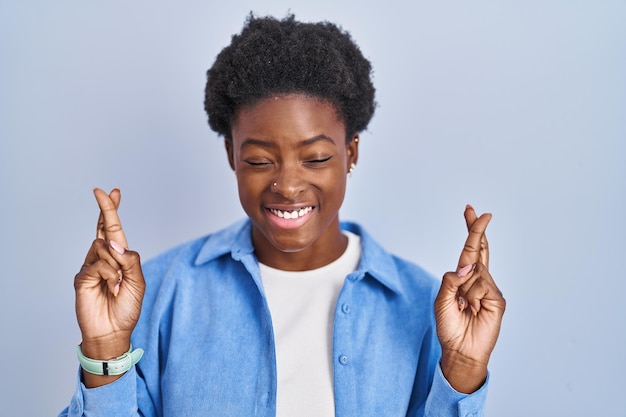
left=470, top=305, right=478, bottom=317
left=113, top=283, right=120, bottom=297
left=457, top=264, right=475, bottom=278
left=110, top=240, right=125, bottom=255
left=458, top=296, right=466, bottom=311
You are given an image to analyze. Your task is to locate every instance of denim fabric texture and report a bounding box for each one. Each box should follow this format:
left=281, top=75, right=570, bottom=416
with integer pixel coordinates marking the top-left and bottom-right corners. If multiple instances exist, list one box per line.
left=60, top=219, right=488, bottom=417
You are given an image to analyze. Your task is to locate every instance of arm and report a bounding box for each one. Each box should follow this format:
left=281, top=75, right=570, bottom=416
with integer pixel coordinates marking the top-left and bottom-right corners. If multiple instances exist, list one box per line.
left=422, top=205, right=505, bottom=416
left=60, top=188, right=148, bottom=416
left=58, top=367, right=144, bottom=417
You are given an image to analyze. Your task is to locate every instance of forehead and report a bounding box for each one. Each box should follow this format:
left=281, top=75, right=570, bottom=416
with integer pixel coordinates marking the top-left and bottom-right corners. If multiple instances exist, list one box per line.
left=231, top=94, right=346, bottom=145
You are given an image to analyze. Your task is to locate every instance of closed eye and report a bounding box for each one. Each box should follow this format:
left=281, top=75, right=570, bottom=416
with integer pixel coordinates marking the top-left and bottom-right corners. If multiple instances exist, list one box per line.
left=245, top=160, right=272, bottom=166
left=305, top=156, right=332, bottom=164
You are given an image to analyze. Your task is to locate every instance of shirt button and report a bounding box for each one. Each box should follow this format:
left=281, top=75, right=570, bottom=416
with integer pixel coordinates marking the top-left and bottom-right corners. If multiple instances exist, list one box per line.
left=341, top=303, right=351, bottom=314
left=338, top=355, right=349, bottom=365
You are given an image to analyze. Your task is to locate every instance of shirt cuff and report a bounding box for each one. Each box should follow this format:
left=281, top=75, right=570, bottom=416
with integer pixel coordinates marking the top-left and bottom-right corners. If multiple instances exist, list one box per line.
left=424, top=363, right=489, bottom=417
left=66, top=365, right=138, bottom=416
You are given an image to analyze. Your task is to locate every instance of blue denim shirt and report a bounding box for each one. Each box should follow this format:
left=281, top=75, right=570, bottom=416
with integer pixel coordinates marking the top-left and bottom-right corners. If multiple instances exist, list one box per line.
left=60, top=220, right=488, bottom=417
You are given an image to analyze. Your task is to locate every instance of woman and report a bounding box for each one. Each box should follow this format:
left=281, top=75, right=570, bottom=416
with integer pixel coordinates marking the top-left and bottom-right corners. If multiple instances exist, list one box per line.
left=61, top=14, right=505, bottom=417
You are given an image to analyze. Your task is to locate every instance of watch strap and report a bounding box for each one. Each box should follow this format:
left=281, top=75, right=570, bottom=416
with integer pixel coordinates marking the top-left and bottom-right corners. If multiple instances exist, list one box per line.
left=77, top=344, right=144, bottom=376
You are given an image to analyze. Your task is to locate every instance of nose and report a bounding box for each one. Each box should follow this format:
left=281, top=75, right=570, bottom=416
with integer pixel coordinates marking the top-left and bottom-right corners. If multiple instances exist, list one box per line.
left=272, top=163, right=306, bottom=199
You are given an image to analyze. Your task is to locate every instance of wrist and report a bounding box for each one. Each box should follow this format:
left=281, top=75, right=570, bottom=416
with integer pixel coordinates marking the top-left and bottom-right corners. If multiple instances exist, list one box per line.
left=78, top=338, right=141, bottom=389
left=80, top=335, right=131, bottom=360
left=440, top=350, right=488, bottom=394
left=78, top=344, right=143, bottom=376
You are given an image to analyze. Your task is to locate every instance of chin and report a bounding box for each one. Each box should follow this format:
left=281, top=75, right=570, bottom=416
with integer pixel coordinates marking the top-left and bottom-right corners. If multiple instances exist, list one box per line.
left=268, top=234, right=314, bottom=253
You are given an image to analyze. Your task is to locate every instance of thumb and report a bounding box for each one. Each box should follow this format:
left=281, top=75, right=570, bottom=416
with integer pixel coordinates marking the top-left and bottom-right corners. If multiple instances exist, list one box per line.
left=107, top=240, right=145, bottom=293
left=437, top=263, right=476, bottom=305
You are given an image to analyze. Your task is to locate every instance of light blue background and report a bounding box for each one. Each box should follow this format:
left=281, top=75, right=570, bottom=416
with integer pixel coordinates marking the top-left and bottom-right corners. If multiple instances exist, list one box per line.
left=1, top=1, right=625, bottom=416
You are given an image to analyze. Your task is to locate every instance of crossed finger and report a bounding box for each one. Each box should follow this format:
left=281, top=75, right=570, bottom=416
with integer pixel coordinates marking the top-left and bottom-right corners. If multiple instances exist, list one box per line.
left=94, top=187, right=128, bottom=249
left=463, top=204, right=489, bottom=269
left=457, top=207, right=491, bottom=272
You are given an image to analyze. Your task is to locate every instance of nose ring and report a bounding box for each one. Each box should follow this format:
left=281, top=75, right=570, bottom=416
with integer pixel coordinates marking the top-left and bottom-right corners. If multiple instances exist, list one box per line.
left=272, top=182, right=277, bottom=187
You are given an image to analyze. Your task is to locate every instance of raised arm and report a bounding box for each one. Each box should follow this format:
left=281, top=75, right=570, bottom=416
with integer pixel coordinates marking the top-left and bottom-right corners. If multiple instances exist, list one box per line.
left=74, top=188, right=146, bottom=388
left=434, top=205, right=506, bottom=393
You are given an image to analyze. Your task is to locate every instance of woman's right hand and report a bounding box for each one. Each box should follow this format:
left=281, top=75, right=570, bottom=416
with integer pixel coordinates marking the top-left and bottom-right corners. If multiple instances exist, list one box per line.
left=74, top=188, right=145, bottom=387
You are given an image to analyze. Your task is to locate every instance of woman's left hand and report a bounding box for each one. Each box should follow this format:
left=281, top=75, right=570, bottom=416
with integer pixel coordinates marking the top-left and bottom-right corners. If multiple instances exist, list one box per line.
left=434, top=205, right=506, bottom=394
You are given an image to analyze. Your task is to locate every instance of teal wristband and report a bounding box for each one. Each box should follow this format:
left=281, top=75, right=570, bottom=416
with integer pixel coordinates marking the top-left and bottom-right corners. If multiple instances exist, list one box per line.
left=77, top=344, right=144, bottom=376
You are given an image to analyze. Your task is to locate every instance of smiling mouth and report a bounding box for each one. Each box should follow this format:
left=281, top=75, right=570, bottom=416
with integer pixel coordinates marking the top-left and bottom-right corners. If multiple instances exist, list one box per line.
left=269, top=206, right=314, bottom=219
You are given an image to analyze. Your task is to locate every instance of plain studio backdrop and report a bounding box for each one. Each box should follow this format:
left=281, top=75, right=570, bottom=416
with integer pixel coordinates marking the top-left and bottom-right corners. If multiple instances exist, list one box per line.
left=1, top=1, right=624, bottom=416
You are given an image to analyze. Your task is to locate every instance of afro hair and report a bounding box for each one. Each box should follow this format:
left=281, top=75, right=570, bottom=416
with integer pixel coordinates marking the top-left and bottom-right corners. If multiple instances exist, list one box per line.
left=204, top=14, right=376, bottom=141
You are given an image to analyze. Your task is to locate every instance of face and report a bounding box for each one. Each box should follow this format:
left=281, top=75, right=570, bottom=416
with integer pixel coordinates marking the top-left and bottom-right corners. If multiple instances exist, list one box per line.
left=226, top=94, right=359, bottom=271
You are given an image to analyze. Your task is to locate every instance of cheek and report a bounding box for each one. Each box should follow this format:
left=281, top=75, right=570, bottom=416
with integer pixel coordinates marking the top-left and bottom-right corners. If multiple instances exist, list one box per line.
left=236, top=178, right=261, bottom=209
left=332, top=182, right=347, bottom=207
left=319, top=171, right=347, bottom=207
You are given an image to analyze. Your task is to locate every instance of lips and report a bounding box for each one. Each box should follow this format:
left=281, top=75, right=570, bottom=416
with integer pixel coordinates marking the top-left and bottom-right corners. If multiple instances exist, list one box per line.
left=265, top=205, right=316, bottom=230
left=269, top=206, right=314, bottom=219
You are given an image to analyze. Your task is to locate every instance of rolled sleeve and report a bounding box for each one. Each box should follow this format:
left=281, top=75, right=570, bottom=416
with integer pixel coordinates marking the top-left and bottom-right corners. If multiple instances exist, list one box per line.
left=424, top=363, right=489, bottom=417
left=60, top=366, right=138, bottom=417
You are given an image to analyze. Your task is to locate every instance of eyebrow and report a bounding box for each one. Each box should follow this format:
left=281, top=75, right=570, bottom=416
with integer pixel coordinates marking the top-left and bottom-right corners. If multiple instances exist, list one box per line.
left=239, top=135, right=336, bottom=151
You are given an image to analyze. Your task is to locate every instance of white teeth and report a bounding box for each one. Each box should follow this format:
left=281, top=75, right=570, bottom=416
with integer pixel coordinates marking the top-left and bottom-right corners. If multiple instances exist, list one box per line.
left=270, top=207, right=312, bottom=219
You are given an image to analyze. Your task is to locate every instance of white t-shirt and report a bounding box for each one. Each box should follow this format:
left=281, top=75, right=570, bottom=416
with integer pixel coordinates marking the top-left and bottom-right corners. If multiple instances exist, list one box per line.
left=259, top=231, right=361, bottom=417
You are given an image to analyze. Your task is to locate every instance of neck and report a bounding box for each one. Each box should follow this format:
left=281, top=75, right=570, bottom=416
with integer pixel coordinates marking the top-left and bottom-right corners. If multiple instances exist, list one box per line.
left=252, top=224, right=348, bottom=271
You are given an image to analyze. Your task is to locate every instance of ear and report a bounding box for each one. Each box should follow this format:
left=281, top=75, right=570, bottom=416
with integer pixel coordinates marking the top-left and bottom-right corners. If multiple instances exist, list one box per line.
left=225, top=139, right=236, bottom=171
left=346, top=134, right=360, bottom=169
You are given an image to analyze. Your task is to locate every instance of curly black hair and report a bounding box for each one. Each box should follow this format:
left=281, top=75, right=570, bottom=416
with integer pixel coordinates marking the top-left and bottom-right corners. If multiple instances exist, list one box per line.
left=204, top=14, right=376, bottom=141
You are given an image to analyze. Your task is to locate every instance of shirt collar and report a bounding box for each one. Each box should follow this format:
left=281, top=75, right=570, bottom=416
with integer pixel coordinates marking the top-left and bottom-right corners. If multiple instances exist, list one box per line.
left=194, top=218, right=254, bottom=265
left=340, top=221, right=403, bottom=294
left=194, top=219, right=403, bottom=294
